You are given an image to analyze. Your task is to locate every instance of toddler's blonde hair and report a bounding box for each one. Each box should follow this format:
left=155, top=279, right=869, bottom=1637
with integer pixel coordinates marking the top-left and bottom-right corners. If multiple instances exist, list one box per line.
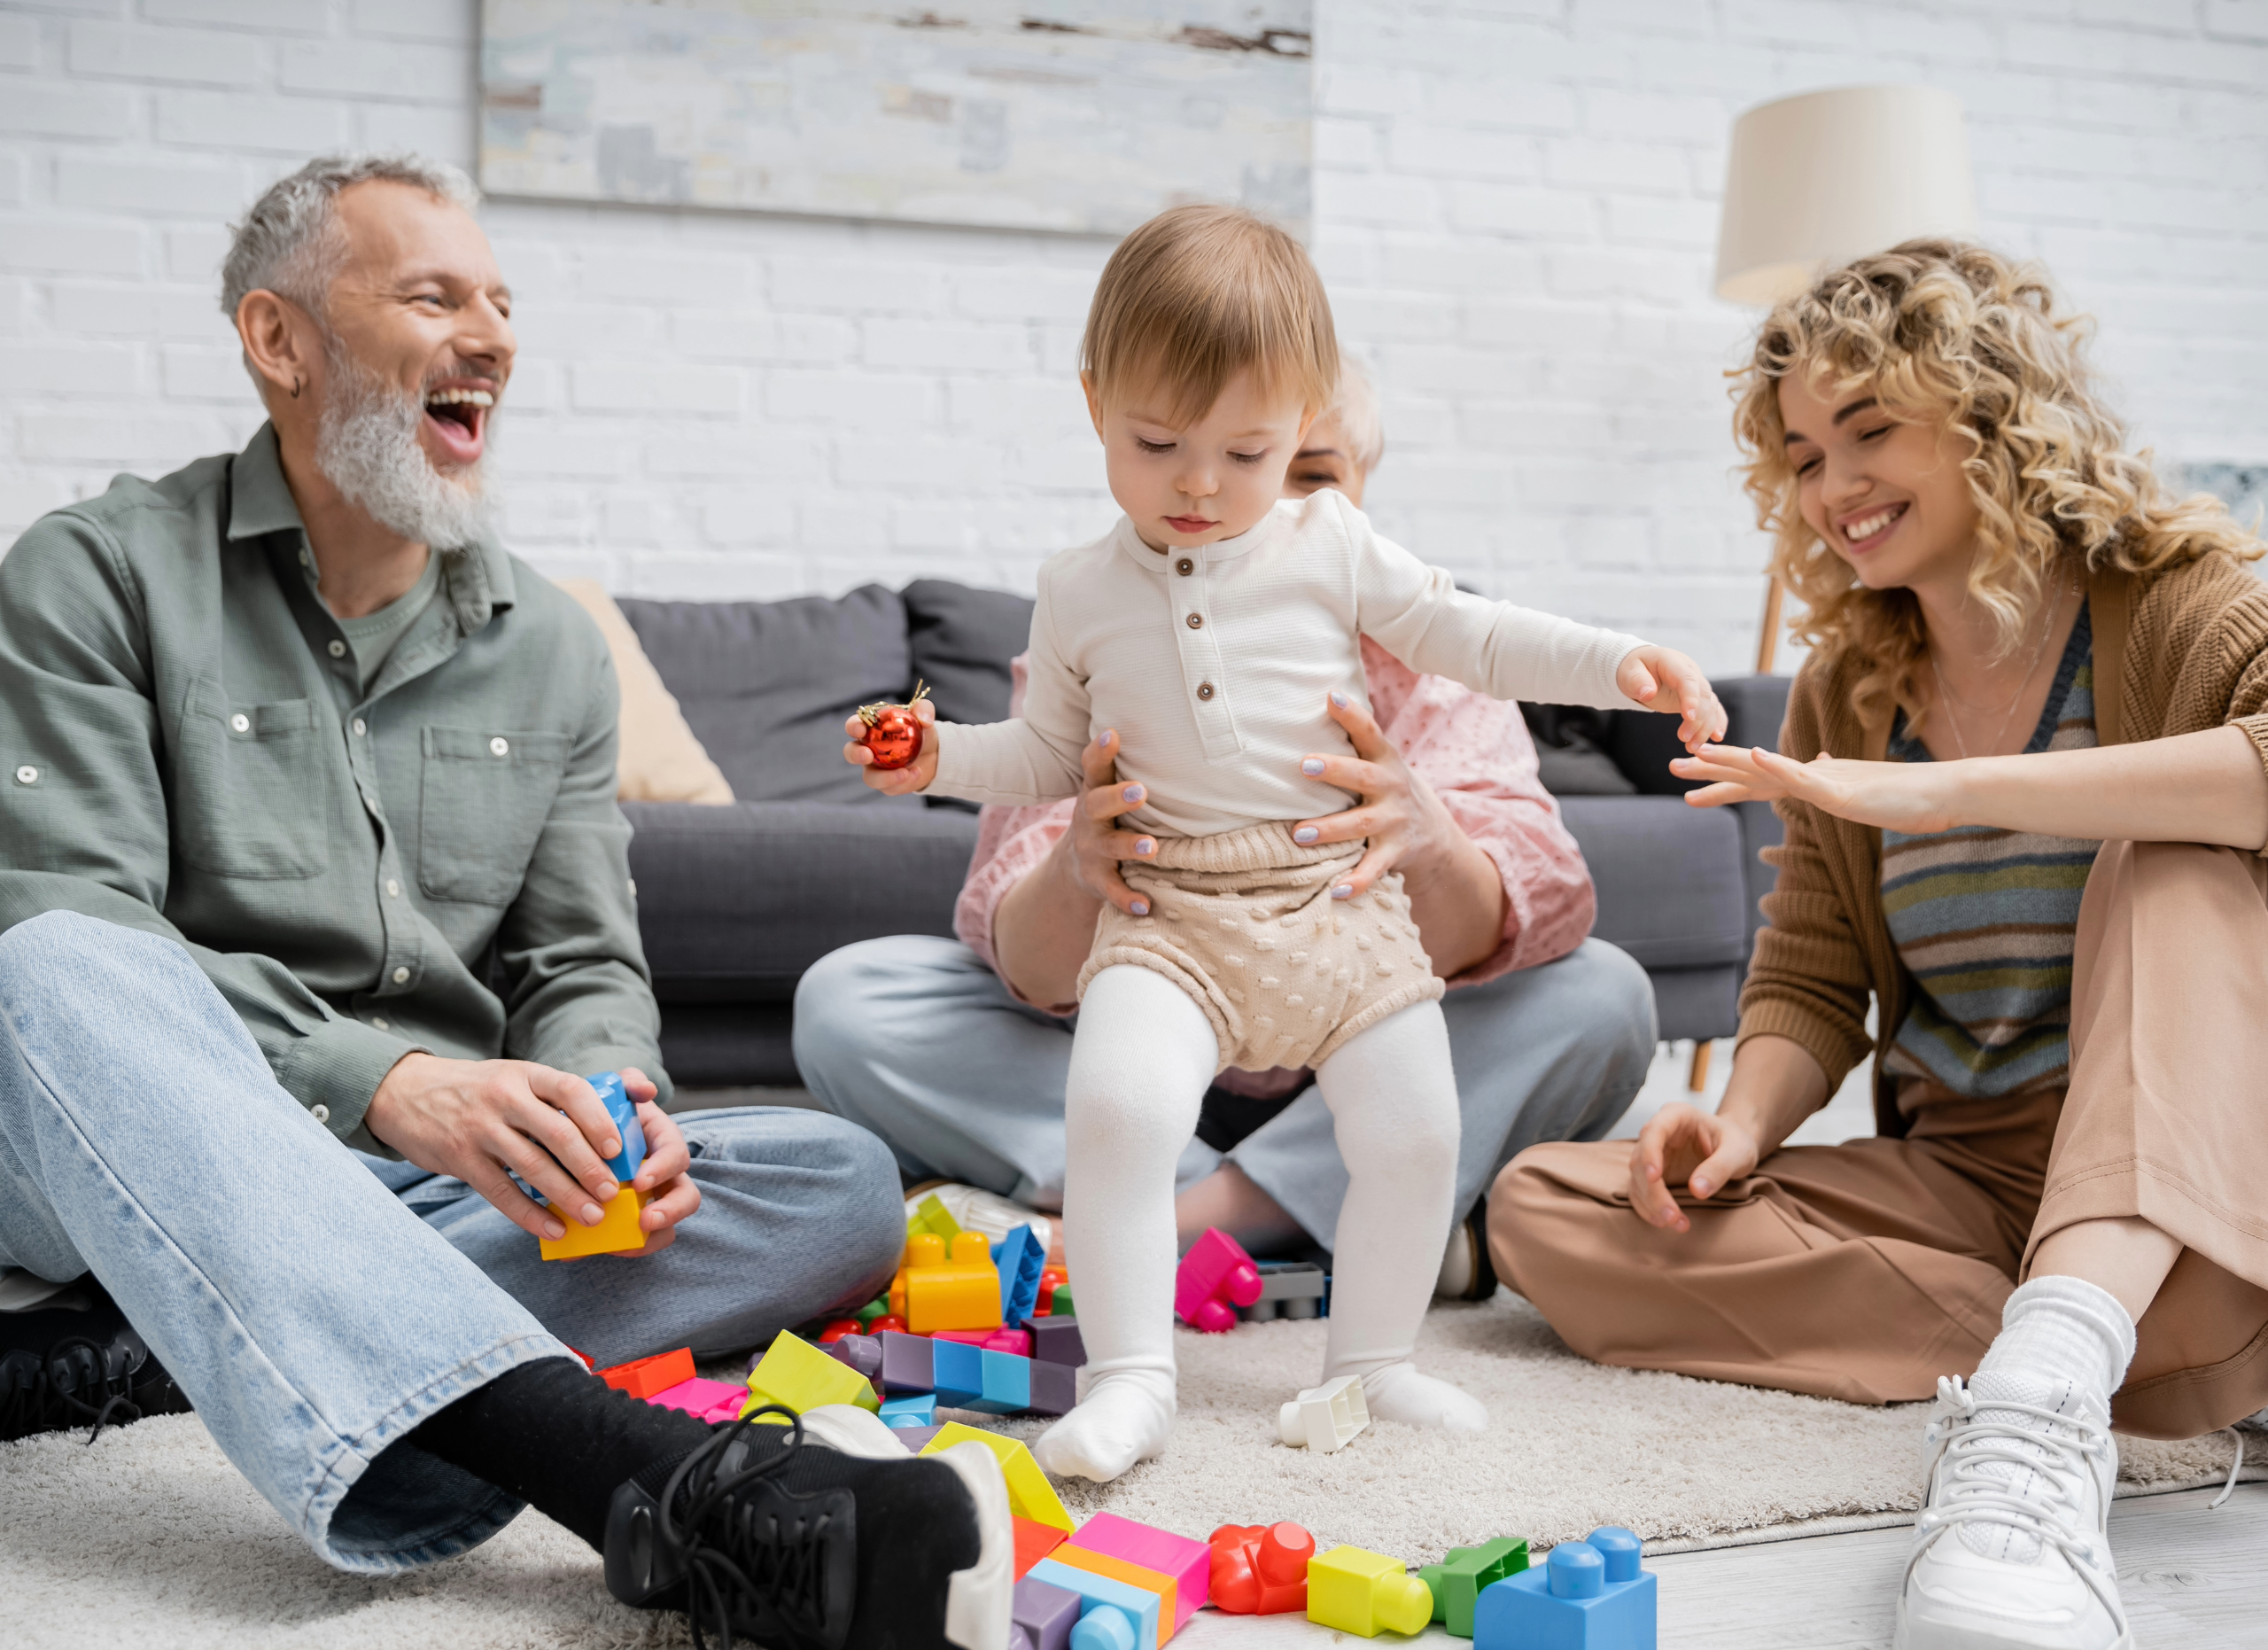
left=1082, top=204, right=1338, bottom=425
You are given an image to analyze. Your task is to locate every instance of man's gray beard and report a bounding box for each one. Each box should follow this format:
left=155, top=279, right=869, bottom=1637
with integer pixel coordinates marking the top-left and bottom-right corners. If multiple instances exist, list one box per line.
left=313, top=345, right=491, bottom=549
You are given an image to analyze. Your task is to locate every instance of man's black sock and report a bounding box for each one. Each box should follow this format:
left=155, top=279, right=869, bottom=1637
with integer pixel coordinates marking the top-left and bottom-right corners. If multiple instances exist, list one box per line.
left=405, top=1356, right=718, bottom=1551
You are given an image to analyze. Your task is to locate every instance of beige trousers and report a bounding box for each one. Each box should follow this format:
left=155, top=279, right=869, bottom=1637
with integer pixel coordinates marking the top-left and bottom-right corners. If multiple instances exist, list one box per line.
left=1488, top=840, right=2268, bottom=1439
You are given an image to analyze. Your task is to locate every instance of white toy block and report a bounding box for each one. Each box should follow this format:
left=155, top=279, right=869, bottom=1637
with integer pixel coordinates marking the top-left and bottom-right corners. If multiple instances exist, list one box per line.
left=1277, top=1374, right=1370, bottom=1452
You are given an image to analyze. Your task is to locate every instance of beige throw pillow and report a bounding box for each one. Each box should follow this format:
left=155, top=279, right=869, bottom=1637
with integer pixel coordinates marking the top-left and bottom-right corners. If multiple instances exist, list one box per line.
left=555, top=579, right=735, bottom=806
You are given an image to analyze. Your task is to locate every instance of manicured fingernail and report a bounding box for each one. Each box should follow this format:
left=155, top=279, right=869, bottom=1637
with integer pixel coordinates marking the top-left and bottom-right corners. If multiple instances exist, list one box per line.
left=1301, top=758, right=1325, bottom=775
left=1331, top=690, right=1349, bottom=708
left=1101, top=729, right=1115, bottom=744
left=1122, top=783, right=1143, bottom=803
left=1332, top=883, right=1354, bottom=900
left=1135, top=837, right=1155, bottom=855
left=581, top=1202, right=603, bottom=1226
left=1293, top=826, right=1319, bottom=844
left=1130, top=899, right=1150, bottom=915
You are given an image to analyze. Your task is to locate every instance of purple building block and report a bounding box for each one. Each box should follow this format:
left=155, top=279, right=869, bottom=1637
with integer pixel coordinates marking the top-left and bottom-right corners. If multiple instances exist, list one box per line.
left=1022, top=1316, right=1085, bottom=1368
left=1014, top=1574, right=1084, bottom=1650
left=876, top=1330, right=934, bottom=1395
left=827, top=1335, right=882, bottom=1381
left=890, top=1425, right=944, bottom=1453
left=1028, top=1359, right=1076, bottom=1416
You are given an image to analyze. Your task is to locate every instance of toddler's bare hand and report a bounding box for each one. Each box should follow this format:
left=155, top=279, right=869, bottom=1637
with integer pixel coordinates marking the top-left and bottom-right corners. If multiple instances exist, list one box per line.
left=843, top=696, right=939, bottom=794
left=1616, top=645, right=1727, bottom=754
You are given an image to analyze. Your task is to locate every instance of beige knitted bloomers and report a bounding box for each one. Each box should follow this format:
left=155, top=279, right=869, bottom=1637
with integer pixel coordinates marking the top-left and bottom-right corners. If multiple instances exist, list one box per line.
left=1076, top=821, right=1444, bottom=1073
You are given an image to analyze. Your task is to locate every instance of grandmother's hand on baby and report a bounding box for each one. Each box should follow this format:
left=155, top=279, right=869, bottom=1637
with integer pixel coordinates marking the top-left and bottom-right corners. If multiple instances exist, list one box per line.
left=1291, top=689, right=1464, bottom=902
left=1062, top=728, right=1163, bottom=918
left=843, top=695, right=939, bottom=793
left=1615, top=645, right=1727, bottom=753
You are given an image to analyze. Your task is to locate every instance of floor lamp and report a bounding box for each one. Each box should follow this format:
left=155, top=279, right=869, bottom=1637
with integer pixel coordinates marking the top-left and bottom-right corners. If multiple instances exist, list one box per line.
left=1688, top=86, right=1977, bottom=1087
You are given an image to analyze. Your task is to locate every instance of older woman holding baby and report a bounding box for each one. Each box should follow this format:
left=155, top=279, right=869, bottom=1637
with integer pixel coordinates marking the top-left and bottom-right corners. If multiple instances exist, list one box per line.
left=1492, top=241, right=2268, bottom=1650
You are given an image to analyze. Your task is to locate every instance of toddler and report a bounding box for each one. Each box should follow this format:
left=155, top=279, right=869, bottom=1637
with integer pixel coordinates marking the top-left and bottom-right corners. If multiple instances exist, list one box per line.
left=849, top=205, right=1723, bottom=1483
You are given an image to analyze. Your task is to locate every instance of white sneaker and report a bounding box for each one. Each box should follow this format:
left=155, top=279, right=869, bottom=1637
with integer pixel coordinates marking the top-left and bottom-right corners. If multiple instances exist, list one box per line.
left=1894, top=1373, right=2130, bottom=1650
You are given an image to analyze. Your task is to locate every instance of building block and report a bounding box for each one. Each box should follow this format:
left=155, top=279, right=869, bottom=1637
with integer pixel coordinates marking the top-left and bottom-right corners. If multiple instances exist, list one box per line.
left=582, top=1070, right=647, bottom=1182
left=1173, top=1227, right=1263, bottom=1333
left=742, top=1329, right=882, bottom=1421
left=599, top=1346, right=695, bottom=1400
left=1239, top=1262, right=1329, bottom=1322
left=854, top=1294, right=891, bottom=1327
left=892, top=1425, right=944, bottom=1452
left=1421, top=1537, right=1530, bottom=1638
left=1208, top=1522, right=1313, bottom=1615
left=880, top=1392, right=937, bottom=1429
left=1045, top=1545, right=1178, bottom=1641
left=998, top=1224, right=1047, bottom=1324
left=933, top=1341, right=1030, bottom=1414
left=1037, top=1265, right=1068, bottom=1314
left=1308, top=1545, right=1433, bottom=1638
left=538, top=1186, right=651, bottom=1259
left=1472, top=1529, right=1653, bottom=1650
left=1029, top=1359, right=1076, bottom=1415
left=906, top=1230, right=1005, bottom=1334
left=907, top=1191, right=962, bottom=1243
left=1278, top=1374, right=1369, bottom=1452
left=827, top=1335, right=884, bottom=1381
left=649, top=1376, right=748, bottom=1424
left=1024, top=1316, right=1086, bottom=1367
left=816, top=1317, right=863, bottom=1343
left=1027, top=1556, right=1161, bottom=1650
left=1015, top=1573, right=1084, bottom=1650
left=566, top=1345, right=596, bottom=1372
left=1015, top=1517, right=1068, bottom=1579
left=1051, top=1285, right=1076, bottom=1317
left=876, top=1330, right=935, bottom=1395
left=1072, top=1514, right=1209, bottom=1630
left=868, top=1313, right=907, bottom=1335
left=935, top=1327, right=1032, bottom=1357
left=920, top=1421, right=1074, bottom=1532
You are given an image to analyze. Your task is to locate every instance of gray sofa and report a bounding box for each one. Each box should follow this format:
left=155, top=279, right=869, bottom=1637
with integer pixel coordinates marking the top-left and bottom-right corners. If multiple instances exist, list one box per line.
left=615, top=581, right=1789, bottom=1089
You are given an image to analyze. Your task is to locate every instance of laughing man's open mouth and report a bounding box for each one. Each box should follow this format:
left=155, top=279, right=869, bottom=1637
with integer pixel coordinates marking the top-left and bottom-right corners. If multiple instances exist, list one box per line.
left=422, top=385, right=493, bottom=465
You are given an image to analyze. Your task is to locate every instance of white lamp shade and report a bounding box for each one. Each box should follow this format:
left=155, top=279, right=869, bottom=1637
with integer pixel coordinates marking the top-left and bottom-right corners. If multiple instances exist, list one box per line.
left=1714, top=85, right=1978, bottom=307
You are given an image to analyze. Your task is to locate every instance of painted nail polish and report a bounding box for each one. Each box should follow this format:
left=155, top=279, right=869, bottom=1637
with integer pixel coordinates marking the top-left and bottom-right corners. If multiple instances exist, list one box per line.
left=1330, top=690, right=1349, bottom=708
left=1130, top=899, right=1150, bottom=916
left=1293, top=827, right=1319, bottom=844
left=1332, top=884, right=1354, bottom=900
left=1301, top=758, right=1325, bottom=775
left=1136, top=837, right=1155, bottom=855
left=1122, top=784, right=1143, bottom=803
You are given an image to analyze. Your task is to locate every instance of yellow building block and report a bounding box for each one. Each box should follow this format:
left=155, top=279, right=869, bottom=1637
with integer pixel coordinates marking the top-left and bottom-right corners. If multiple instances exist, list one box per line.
left=1308, top=1545, right=1433, bottom=1638
left=742, top=1329, right=882, bottom=1423
left=919, top=1420, right=1073, bottom=1533
left=538, top=1187, right=650, bottom=1260
left=906, top=1192, right=961, bottom=1243
left=1046, top=1545, right=1180, bottom=1641
left=905, top=1230, right=1001, bottom=1334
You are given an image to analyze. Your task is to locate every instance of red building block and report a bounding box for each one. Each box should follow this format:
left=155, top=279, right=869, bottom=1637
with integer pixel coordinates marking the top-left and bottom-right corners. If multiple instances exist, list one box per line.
left=1174, top=1228, right=1262, bottom=1333
left=1014, top=1516, right=1068, bottom=1579
left=599, top=1347, right=695, bottom=1401
left=1208, top=1522, right=1315, bottom=1615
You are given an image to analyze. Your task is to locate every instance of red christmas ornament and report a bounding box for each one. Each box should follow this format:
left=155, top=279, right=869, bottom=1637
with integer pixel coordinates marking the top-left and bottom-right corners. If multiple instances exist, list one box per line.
left=858, top=680, right=930, bottom=771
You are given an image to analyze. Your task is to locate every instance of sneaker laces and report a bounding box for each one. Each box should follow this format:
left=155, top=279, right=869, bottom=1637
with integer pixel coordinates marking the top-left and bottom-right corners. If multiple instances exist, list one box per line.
left=1907, top=1374, right=2127, bottom=1638
left=0, top=1336, right=144, bottom=1446
left=653, top=1405, right=843, bottom=1650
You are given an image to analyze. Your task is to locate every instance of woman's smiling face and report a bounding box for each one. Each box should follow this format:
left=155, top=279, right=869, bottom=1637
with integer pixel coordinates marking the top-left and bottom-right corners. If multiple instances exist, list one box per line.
left=1778, top=368, right=1981, bottom=594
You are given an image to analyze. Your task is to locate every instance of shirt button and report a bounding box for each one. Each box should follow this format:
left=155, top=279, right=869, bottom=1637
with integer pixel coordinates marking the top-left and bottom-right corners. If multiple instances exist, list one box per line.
left=489, top=735, right=509, bottom=757
left=1176, top=557, right=1194, bottom=576
left=299, top=550, right=311, bottom=567
left=13, top=766, right=36, bottom=785
left=353, top=718, right=367, bottom=737
left=371, top=1017, right=388, bottom=1031
left=391, top=966, right=409, bottom=985
left=328, top=640, right=346, bottom=658
left=385, top=878, right=400, bottom=898
left=229, top=712, right=250, bottom=733
left=1196, top=681, right=1216, bottom=702
left=1185, top=612, right=1203, bottom=629
left=310, top=1103, right=330, bottom=1124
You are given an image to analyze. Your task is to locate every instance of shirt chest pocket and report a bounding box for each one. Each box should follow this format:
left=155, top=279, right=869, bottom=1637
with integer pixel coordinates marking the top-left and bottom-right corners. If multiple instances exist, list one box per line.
left=175, top=683, right=328, bottom=881
left=417, top=726, right=571, bottom=905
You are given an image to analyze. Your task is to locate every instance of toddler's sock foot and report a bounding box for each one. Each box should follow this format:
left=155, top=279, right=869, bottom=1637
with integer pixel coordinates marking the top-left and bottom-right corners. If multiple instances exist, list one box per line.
left=1031, top=1369, right=1176, bottom=1483
left=1346, top=1360, right=1488, bottom=1432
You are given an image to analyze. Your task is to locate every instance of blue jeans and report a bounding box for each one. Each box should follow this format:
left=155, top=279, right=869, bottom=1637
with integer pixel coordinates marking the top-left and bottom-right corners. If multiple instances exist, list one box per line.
left=792, top=934, right=1655, bottom=1246
left=0, top=911, right=903, bottom=1573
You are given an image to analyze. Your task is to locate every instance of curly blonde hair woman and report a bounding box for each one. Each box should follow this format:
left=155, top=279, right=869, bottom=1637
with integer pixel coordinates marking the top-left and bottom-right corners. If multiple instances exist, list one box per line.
left=1489, top=241, right=2268, bottom=1650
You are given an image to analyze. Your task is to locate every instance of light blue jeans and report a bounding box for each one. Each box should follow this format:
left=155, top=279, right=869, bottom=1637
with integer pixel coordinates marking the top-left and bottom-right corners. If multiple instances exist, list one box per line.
left=792, top=934, right=1656, bottom=1247
left=0, top=911, right=904, bottom=1574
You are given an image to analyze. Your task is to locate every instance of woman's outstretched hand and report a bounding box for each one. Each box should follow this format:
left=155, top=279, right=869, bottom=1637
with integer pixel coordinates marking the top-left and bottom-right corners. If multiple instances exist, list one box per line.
left=1627, top=1101, right=1761, bottom=1231
left=1617, top=645, right=1728, bottom=753
left=1673, top=744, right=1961, bottom=836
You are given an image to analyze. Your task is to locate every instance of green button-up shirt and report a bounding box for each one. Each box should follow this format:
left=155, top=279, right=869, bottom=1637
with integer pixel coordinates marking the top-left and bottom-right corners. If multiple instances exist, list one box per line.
left=0, top=424, right=666, bottom=1148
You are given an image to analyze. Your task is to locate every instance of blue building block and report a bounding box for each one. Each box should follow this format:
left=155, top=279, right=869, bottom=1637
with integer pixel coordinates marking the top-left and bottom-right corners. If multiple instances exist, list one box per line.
left=586, top=1071, right=645, bottom=1181
left=997, top=1225, right=1046, bottom=1325
left=931, top=1340, right=1033, bottom=1415
left=1473, top=1528, right=1653, bottom=1650
left=1026, top=1556, right=1161, bottom=1650
left=880, top=1393, right=937, bottom=1429
left=975, top=1349, right=1030, bottom=1414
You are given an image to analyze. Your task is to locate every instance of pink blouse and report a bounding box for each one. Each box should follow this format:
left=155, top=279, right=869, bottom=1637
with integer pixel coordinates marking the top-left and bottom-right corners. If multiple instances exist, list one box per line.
left=953, top=637, right=1597, bottom=1032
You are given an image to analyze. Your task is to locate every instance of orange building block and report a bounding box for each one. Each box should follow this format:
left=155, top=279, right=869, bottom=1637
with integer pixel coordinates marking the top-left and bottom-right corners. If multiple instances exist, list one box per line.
left=539, top=1187, right=650, bottom=1260
left=599, top=1347, right=695, bottom=1400
left=1014, top=1516, right=1068, bottom=1579
left=1046, top=1545, right=1181, bottom=1640
left=905, top=1230, right=1002, bottom=1334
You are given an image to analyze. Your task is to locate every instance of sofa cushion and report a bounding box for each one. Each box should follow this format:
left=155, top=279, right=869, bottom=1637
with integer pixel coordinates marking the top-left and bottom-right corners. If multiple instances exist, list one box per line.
left=904, top=580, right=1035, bottom=728
left=554, top=580, right=734, bottom=804
left=1557, top=796, right=1748, bottom=971
left=619, top=586, right=913, bottom=806
left=625, top=799, right=981, bottom=999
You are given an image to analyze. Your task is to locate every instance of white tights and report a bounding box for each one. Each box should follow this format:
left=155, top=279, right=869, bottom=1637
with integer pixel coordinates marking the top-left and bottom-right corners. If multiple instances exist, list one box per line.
left=1032, top=964, right=1487, bottom=1483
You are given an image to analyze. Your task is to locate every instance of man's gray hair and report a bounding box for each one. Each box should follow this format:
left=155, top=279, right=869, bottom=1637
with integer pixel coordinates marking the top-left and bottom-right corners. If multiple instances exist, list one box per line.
left=220, top=152, right=479, bottom=321
left=1329, top=355, right=1386, bottom=477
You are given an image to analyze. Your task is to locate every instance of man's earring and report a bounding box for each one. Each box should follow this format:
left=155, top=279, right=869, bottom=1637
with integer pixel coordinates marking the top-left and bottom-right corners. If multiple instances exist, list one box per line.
left=290, top=377, right=301, bottom=399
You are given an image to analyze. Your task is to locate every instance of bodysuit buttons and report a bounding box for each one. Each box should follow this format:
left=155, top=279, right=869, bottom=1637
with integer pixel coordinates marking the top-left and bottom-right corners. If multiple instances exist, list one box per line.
left=1196, top=681, right=1216, bottom=701
left=1176, top=557, right=1194, bottom=576
left=1186, top=613, right=1204, bottom=629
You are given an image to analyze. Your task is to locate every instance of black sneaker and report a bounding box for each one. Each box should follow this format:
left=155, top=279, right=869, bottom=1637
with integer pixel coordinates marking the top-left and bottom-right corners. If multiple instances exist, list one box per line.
left=605, top=1401, right=1012, bottom=1650
left=0, top=1287, right=192, bottom=1444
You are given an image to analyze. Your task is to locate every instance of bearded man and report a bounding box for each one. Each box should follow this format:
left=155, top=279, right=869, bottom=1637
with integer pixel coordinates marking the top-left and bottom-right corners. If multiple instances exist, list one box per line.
left=0, top=154, right=1011, bottom=1647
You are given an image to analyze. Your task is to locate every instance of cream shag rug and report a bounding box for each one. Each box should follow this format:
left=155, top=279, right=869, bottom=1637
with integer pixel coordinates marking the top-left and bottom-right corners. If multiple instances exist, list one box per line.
left=2, top=1294, right=2255, bottom=1649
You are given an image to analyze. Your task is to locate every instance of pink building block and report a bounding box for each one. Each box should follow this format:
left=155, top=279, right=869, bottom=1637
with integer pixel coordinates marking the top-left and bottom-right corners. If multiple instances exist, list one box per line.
left=1173, top=1228, right=1262, bottom=1334
left=1070, top=1512, right=1212, bottom=1631
left=649, top=1376, right=746, bottom=1425
left=933, top=1327, right=1033, bottom=1357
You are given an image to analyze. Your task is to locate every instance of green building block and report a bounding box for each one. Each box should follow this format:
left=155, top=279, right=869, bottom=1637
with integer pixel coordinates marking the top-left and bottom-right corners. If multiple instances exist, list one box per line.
left=742, top=1328, right=881, bottom=1422
left=1049, top=1284, right=1075, bottom=1318
left=905, top=1192, right=961, bottom=1244
left=854, top=1295, right=890, bottom=1327
left=1419, top=1537, right=1529, bottom=1637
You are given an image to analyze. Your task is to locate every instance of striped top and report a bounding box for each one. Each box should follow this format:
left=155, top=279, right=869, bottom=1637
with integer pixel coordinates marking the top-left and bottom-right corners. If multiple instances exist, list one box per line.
left=1879, top=605, right=2099, bottom=1098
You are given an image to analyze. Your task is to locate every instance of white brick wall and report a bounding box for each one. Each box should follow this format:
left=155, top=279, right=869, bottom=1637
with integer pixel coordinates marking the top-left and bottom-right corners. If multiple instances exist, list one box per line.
left=2, top=0, right=2263, bottom=672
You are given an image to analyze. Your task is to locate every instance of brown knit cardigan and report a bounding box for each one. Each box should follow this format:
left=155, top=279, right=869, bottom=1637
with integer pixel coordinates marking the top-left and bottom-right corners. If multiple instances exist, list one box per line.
left=1736, top=552, right=2268, bottom=1139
